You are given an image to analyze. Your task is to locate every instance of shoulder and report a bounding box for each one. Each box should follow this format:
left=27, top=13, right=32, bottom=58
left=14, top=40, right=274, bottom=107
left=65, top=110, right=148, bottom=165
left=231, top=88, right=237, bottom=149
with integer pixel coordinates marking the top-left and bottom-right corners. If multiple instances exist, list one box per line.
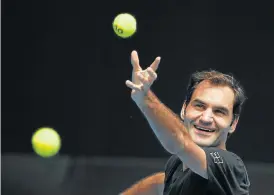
left=203, top=147, right=246, bottom=168
left=164, top=155, right=181, bottom=173
left=163, top=155, right=181, bottom=182
left=203, top=147, right=250, bottom=193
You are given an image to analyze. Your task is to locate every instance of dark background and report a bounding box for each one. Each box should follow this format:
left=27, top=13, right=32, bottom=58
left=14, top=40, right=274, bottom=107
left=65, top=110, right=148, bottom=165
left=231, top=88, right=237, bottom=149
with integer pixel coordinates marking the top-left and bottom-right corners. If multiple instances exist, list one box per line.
left=2, top=0, right=274, bottom=194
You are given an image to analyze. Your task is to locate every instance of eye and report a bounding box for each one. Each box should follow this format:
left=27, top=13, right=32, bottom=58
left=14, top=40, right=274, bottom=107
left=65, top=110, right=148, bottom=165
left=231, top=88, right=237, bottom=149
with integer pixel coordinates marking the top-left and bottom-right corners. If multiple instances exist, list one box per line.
left=214, top=109, right=226, bottom=116
left=195, top=104, right=205, bottom=109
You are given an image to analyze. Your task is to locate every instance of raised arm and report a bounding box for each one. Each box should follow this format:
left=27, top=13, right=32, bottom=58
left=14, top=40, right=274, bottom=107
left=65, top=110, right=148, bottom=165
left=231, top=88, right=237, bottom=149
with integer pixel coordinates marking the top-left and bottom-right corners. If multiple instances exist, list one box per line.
left=125, top=51, right=207, bottom=179
left=140, top=91, right=207, bottom=179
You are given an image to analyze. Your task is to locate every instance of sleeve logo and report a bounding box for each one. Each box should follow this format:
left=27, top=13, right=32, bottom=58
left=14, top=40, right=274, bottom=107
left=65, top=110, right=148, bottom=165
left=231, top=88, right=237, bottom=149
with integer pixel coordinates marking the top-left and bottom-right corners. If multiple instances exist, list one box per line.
left=210, top=152, right=223, bottom=164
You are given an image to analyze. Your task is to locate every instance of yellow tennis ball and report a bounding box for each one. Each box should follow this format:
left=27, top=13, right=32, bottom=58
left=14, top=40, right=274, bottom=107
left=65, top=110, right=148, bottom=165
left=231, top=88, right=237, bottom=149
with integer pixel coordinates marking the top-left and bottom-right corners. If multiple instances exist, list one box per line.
left=31, top=127, right=61, bottom=158
left=113, top=13, right=137, bottom=38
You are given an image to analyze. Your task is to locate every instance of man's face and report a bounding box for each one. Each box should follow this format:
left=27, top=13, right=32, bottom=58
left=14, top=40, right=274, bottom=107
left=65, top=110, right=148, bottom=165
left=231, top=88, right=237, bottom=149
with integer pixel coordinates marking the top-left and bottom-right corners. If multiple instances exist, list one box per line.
left=181, top=80, right=237, bottom=147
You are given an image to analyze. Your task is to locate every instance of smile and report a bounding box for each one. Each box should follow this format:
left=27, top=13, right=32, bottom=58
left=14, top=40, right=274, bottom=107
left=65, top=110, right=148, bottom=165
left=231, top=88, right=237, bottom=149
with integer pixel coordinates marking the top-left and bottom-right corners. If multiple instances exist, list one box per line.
left=194, top=125, right=215, bottom=133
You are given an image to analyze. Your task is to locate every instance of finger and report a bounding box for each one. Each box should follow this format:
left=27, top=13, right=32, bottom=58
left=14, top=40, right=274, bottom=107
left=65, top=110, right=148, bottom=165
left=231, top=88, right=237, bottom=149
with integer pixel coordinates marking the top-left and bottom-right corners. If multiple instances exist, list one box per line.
left=131, top=50, right=142, bottom=71
left=125, top=80, right=142, bottom=91
left=137, top=72, right=149, bottom=83
left=147, top=67, right=157, bottom=80
left=150, top=57, right=161, bottom=72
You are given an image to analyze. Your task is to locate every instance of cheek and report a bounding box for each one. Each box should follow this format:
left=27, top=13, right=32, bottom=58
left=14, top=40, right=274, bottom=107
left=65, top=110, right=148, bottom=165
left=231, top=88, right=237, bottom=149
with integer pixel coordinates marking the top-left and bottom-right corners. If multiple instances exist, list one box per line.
left=185, top=108, right=201, bottom=119
left=214, top=117, right=231, bottom=129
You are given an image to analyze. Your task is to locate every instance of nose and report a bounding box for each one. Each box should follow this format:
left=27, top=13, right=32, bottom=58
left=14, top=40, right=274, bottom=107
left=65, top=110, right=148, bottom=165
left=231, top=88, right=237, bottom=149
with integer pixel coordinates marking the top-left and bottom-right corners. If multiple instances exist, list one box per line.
left=199, top=109, right=213, bottom=125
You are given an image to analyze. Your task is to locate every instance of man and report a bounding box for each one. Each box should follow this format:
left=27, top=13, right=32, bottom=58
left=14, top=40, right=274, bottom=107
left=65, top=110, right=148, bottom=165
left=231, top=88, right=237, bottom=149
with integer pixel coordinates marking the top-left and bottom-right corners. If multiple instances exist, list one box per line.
left=121, top=51, right=250, bottom=195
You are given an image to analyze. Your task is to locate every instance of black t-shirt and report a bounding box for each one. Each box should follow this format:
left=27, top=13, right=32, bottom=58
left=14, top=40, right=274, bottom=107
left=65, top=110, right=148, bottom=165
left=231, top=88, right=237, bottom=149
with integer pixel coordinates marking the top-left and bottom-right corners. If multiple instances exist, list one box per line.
left=163, top=147, right=250, bottom=195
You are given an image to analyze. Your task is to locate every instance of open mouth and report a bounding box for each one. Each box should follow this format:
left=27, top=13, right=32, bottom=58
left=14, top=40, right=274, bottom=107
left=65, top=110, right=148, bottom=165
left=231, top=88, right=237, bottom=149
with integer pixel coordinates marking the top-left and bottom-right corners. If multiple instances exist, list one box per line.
left=194, top=125, right=215, bottom=133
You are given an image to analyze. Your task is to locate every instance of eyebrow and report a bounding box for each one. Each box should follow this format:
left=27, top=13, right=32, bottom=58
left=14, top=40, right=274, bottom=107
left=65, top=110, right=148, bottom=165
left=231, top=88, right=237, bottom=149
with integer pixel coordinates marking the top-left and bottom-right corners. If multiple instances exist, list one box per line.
left=192, top=99, right=230, bottom=114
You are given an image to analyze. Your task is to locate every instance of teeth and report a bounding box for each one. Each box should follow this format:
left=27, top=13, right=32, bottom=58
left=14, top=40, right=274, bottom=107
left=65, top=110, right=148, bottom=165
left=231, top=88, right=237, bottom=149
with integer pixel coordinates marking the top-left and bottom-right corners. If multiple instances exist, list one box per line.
left=195, top=125, right=214, bottom=132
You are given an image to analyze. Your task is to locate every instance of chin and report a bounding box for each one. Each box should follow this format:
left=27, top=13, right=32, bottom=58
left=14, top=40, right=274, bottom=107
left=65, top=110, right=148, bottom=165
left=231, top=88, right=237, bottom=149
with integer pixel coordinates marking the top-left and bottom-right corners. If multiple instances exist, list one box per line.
left=189, top=130, right=218, bottom=147
left=194, top=140, right=216, bottom=147
left=193, top=139, right=215, bottom=147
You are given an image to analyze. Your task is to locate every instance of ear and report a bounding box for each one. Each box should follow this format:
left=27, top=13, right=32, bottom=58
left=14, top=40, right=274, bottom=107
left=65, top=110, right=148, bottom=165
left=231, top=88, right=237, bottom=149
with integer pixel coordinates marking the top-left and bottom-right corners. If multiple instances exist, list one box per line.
left=229, top=116, right=239, bottom=134
left=180, top=101, right=187, bottom=121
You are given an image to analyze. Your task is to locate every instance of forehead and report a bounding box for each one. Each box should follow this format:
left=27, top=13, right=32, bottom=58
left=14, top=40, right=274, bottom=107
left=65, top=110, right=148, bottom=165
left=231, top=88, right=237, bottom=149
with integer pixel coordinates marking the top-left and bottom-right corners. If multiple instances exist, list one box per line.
left=190, top=80, right=235, bottom=110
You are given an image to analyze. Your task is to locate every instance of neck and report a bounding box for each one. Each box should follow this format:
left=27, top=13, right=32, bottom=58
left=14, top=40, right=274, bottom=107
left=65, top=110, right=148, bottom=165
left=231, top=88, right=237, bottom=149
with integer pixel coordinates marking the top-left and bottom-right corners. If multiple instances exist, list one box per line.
left=218, top=142, right=227, bottom=150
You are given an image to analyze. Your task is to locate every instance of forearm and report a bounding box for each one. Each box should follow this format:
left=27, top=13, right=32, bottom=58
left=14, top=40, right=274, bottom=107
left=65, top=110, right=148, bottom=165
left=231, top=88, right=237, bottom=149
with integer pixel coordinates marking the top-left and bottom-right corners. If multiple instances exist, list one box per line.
left=138, top=90, right=191, bottom=154
left=120, top=172, right=165, bottom=195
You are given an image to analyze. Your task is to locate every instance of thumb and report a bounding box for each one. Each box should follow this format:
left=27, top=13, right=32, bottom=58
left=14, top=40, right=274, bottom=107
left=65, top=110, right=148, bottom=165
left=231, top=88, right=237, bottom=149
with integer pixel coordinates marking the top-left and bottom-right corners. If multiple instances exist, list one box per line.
left=131, top=50, right=142, bottom=71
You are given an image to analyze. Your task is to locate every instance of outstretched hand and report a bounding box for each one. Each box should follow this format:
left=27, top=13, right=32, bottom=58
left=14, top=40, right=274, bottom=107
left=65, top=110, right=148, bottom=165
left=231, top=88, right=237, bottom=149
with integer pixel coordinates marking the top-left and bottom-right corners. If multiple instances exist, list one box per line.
left=125, top=50, right=161, bottom=105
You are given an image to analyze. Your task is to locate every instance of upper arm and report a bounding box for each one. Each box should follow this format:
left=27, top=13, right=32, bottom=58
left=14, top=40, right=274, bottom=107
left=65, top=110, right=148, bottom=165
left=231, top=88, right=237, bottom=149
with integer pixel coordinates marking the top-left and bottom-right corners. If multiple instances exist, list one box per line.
left=176, top=140, right=208, bottom=179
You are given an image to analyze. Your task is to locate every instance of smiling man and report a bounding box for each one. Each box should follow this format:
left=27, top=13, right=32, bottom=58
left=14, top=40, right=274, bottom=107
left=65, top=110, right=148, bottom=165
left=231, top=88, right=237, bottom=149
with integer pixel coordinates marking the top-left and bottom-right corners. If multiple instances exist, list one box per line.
left=121, top=51, right=250, bottom=195
left=182, top=79, right=236, bottom=149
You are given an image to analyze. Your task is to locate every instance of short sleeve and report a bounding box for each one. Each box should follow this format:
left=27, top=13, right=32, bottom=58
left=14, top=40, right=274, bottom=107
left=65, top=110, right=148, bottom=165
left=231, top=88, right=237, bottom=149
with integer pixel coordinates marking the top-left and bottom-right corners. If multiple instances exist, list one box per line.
left=163, top=155, right=181, bottom=187
left=203, top=147, right=250, bottom=194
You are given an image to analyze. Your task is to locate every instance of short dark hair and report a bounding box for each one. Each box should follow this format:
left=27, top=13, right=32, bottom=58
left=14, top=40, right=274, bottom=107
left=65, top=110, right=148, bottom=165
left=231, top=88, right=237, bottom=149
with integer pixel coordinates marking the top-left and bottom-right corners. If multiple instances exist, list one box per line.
left=185, top=70, right=247, bottom=120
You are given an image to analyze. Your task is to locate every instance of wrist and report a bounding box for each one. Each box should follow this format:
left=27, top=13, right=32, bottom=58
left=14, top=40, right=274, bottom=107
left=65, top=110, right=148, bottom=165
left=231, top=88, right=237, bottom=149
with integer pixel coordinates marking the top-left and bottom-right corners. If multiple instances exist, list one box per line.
left=136, top=92, right=156, bottom=113
left=135, top=98, right=147, bottom=112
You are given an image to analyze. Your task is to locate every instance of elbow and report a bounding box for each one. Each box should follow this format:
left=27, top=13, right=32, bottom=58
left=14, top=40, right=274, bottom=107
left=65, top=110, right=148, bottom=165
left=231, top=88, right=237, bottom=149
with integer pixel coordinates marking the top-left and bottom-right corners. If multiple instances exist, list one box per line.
left=163, top=139, right=188, bottom=155
left=172, top=135, right=193, bottom=155
left=159, top=130, right=192, bottom=155
left=160, top=139, right=179, bottom=154
left=161, top=142, right=174, bottom=154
